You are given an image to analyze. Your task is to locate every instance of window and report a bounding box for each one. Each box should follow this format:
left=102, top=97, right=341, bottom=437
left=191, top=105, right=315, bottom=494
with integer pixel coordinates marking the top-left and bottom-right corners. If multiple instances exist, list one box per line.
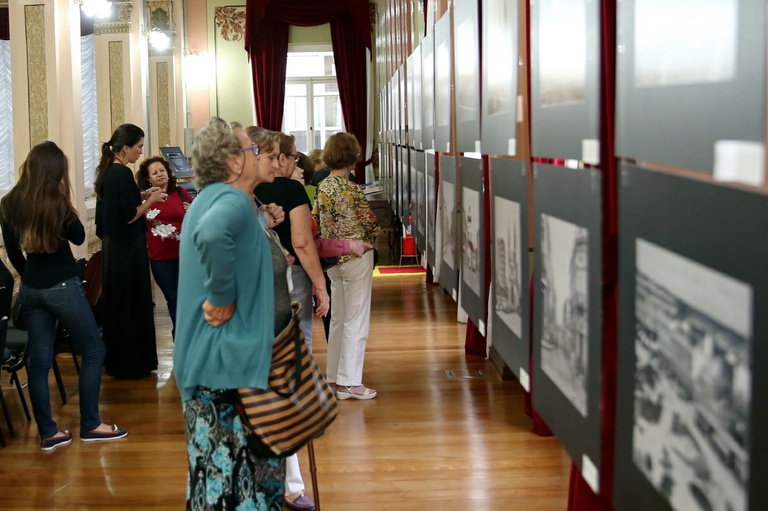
left=282, top=51, right=344, bottom=153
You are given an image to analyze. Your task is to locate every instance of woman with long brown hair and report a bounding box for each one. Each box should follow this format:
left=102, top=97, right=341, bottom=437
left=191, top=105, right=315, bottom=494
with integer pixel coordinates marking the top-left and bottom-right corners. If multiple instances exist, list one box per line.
left=95, top=124, right=166, bottom=378
left=0, top=141, right=127, bottom=450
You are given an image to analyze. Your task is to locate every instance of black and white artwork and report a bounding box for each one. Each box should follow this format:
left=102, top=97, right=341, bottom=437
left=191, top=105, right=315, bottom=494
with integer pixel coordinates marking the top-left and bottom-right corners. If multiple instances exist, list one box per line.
left=454, top=0, right=480, bottom=153
left=634, top=0, right=737, bottom=87
left=484, top=0, right=516, bottom=117
left=441, top=180, right=456, bottom=270
left=494, top=197, right=523, bottom=338
left=538, top=0, right=587, bottom=106
left=615, top=0, right=764, bottom=173
left=421, top=32, right=435, bottom=150
left=540, top=213, right=590, bottom=417
left=461, top=187, right=481, bottom=296
left=632, top=238, right=751, bottom=511
left=434, top=15, right=452, bottom=151
left=481, top=0, right=519, bottom=156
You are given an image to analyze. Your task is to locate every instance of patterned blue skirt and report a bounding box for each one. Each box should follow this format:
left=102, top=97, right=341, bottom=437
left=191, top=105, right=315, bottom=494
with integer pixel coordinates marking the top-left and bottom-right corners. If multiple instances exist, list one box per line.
left=184, top=387, right=285, bottom=510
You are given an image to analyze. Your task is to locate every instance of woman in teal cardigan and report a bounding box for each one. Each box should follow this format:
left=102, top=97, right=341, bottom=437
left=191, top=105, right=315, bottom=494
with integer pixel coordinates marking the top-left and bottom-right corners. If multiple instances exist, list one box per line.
left=174, top=118, right=286, bottom=510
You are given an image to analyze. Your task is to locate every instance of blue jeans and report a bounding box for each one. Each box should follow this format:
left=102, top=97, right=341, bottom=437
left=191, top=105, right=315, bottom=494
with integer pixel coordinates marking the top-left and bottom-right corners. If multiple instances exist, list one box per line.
left=20, top=277, right=106, bottom=438
left=289, top=265, right=314, bottom=353
left=150, top=258, right=179, bottom=338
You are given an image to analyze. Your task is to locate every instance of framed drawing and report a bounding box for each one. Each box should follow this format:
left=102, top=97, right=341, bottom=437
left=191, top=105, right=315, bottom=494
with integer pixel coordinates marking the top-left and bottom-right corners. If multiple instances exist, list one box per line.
left=615, top=0, right=764, bottom=174
left=533, top=163, right=603, bottom=492
left=490, top=158, right=530, bottom=384
left=421, top=30, right=435, bottom=151
left=438, top=154, right=459, bottom=300
left=434, top=14, right=453, bottom=153
left=530, top=0, right=601, bottom=161
left=410, top=44, right=423, bottom=149
left=480, top=0, right=519, bottom=156
left=459, top=156, right=486, bottom=331
left=453, top=0, right=480, bottom=153
left=614, top=163, right=768, bottom=511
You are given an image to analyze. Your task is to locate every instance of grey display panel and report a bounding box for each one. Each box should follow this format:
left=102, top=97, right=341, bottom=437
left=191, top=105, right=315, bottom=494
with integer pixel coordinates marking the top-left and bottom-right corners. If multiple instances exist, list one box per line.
left=615, top=0, right=764, bottom=173
left=614, top=163, right=768, bottom=511
left=160, top=147, right=194, bottom=178
left=421, top=31, right=435, bottom=151
left=530, top=0, right=600, bottom=161
left=412, top=149, right=426, bottom=252
left=490, top=159, right=530, bottom=381
left=533, top=163, right=603, bottom=485
left=459, top=156, right=486, bottom=330
left=398, top=146, right=410, bottom=222
left=434, top=15, right=452, bottom=153
left=480, top=0, right=519, bottom=156
left=426, top=152, right=437, bottom=272
left=453, top=0, right=480, bottom=154
left=438, top=154, right=459, bottom=299
left=410, top=149, right=426, bottom=251
left=410, top=45, right=423, bottom=149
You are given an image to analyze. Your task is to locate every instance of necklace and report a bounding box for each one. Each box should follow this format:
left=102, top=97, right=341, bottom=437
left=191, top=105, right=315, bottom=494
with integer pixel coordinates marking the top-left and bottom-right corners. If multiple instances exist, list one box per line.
left=114, top=155, right=126, bottom=165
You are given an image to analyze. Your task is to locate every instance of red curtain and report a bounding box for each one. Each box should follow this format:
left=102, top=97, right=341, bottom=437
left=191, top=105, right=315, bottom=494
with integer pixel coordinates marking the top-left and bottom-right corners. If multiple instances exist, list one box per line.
left=0, top=8, right=9, bottom=40
left=245, top=0, right=372, bottom=182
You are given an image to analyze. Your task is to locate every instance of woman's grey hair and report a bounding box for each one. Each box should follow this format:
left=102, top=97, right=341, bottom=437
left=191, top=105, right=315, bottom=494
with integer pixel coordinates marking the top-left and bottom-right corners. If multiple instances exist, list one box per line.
left=190, top=117, right=241, bottom=188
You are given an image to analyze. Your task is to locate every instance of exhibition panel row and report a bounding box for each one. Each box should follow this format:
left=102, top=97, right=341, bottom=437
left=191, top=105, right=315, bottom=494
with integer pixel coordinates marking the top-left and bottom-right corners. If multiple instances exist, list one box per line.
left=376, top=1, right=767, bottom=510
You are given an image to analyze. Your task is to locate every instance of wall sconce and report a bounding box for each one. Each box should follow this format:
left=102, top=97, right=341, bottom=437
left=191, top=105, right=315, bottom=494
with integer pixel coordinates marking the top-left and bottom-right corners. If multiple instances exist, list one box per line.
left=147, top=28, right=171, bottom=52
left=76, top=0, right=112, bottom=19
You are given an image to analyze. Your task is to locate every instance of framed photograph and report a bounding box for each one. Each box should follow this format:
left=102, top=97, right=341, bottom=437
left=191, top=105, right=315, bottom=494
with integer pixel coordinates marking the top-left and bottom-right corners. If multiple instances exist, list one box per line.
left=390, top=74, right=400, bottom=145
left=533, top=163, right=603, bottom=491
left=426, top=152, right=437, bottom=272
left=399, top=64, right=408, bottom=147
left=421, top=30, right=435, bottom=151
left=490, top=158, right=530, bottom=383
left=438, top=154, right=459, bottom=300
left=411, top=148, right=427, bottom=252
left=410, top=45, right=423, bottom=149
left=615, top=0, right=764, bottom=173
left=434, top=14, right=453, bottom=153
left=614, top=163, right=768, bottom=511
left=459, top=156, right=486, bottom=331
left=530, top=0, right=601, bottom=161
left=481, top=0, right=519, bottom=156
left=453, top=0, right=480, bottom=153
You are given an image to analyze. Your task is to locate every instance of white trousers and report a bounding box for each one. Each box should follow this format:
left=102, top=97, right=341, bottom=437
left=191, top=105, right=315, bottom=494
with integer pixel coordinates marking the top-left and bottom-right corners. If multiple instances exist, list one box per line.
left=285, top=453, right=304, bottom=495
left=326, top=250, right=374, bottom=386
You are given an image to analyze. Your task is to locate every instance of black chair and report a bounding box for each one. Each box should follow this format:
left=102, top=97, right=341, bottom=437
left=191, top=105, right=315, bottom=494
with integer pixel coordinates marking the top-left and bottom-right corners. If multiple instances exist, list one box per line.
left=1, top=314, right=31, bottom=437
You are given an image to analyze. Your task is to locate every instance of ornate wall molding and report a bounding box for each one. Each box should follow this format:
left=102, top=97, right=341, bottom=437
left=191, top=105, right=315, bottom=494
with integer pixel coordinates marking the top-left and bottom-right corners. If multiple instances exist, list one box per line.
left=214, top=6, right=245, bottom=42
left=156, top=61, right=170, bottom=147
left=93, top=1, right=133, bottom=34
left=108, top=41, right=125, bottom=130
left=25, top=5, right=47, bottom=146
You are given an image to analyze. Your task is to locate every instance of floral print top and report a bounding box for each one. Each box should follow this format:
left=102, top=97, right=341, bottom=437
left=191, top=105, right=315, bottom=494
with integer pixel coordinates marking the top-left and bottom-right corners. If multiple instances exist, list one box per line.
left=313, top=175, right=379, bottom=264
left=144, top=187, right=192, bottom=261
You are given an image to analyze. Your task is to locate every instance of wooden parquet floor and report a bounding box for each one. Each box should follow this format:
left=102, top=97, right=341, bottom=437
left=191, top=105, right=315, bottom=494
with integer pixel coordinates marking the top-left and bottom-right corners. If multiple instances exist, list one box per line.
left=0, top=271, right=571, bottom=510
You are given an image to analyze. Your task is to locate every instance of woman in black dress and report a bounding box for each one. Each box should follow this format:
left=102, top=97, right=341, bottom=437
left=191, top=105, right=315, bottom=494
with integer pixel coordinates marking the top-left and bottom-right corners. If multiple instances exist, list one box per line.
left=95, top=124, right=166, bottom=379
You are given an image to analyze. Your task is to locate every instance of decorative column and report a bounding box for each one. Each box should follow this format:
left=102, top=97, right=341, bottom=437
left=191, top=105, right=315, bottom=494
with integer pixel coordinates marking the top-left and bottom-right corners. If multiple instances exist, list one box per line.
left=145, top=0, right=183, bottom=157
left=93, top=1, right=148, bottom=147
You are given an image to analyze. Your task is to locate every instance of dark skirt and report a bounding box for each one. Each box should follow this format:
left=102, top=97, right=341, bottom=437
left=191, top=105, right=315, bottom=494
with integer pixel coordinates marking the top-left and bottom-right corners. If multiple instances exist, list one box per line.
left=101, top=234, right=157, bottom=378
left=184, top=388, right=285, bottom=511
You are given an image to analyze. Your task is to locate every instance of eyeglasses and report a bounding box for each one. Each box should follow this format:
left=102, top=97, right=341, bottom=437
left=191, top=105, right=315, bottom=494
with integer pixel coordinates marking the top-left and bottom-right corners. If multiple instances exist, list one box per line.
left=236, top=143, right=260, bottom=156
left=285, top=153, right=300, bottom=162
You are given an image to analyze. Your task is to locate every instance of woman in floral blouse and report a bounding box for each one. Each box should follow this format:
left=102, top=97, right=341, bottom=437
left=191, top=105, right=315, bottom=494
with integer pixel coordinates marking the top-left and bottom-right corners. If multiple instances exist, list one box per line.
left=313, top=132, right=380, bottom=400
left=136, top=156, right=192, bottom=338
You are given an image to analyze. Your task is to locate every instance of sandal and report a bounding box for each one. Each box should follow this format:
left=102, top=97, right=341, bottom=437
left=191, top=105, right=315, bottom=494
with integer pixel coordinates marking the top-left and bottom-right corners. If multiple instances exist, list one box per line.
left=336, top=385, right=377, bottom=400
